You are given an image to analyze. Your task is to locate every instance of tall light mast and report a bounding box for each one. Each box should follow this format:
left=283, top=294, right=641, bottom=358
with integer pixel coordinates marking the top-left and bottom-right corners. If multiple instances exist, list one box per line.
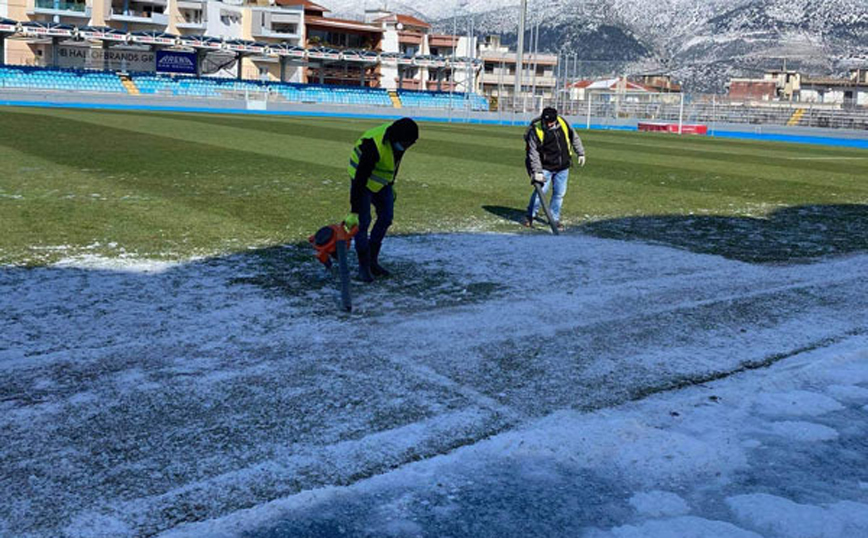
left=514, top=0, right=528, bottom=107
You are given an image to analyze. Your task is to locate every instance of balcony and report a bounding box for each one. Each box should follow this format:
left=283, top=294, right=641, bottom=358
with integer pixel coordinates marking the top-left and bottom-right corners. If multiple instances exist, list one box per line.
left=251, top=8, right=301, bottom=40
left=253, top=26, right=300, bottom=39
left=109, top=9, right=169, bottom=25
left=396, top=78, right=422, bottom=90
left=397, top=31, right=423, bottom=46
left=30, top=0, right=91, bottom=18
left=427, top=80, right=456, bottom=91
left=176, top=0, right=205, bottom=28
left=176, top=12, right=205, bottom=29
left=176, top=20, right=205, bottom=30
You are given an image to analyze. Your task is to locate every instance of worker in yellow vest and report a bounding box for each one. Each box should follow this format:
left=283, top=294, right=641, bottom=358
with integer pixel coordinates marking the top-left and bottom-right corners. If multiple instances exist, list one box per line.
left=523, top=107, right=586, bottom=230
left=344, top=118, right=419, bottom=282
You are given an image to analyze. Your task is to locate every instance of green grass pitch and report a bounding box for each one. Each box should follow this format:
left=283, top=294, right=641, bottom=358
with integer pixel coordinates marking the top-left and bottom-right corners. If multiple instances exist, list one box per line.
left=1, top=106, right=867, bottom=265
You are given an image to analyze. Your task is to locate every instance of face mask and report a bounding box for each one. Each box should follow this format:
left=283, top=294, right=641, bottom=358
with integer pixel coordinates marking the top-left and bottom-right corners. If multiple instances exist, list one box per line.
left=393, top=142, right=406, bottom=152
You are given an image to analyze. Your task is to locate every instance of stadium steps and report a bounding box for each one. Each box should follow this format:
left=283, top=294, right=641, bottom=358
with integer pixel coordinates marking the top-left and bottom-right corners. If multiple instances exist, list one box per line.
left=388, top=89, right=402, bottom=109
left=118, top=74, right=140, bottom=96
left=787, top=108, right=807, bottom=126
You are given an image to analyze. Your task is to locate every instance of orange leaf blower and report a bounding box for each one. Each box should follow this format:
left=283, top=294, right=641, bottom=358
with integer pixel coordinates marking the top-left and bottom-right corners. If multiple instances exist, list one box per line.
left=309, top=223, right=359, bottom=312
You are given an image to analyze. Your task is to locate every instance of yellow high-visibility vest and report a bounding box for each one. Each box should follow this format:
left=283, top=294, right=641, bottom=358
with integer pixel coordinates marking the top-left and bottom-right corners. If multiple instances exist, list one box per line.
left=534, top=117, right=575, bottom=157
left=347, top=123, right=397, bottom=193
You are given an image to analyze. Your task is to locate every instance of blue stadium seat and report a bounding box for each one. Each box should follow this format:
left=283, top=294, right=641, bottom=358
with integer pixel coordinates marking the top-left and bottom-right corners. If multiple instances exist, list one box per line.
left=0, top=66, right=489, bottom=110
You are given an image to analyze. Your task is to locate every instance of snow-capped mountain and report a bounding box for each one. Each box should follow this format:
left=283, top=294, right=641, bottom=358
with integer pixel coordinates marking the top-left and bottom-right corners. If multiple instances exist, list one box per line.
left=320, top=0, right=868, bottom=92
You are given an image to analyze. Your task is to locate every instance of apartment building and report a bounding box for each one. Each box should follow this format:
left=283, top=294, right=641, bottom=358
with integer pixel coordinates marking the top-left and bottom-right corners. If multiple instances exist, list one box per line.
left=0, top=1, right=488, bottom=93
left=478, top=35, right=556, bottom=106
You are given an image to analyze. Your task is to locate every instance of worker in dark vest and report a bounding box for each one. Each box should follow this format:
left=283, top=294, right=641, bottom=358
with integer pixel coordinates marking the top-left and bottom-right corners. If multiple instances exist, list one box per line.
left=344, top=118, right=419, bottom=282
left=523, top=107, right=586, bottom=230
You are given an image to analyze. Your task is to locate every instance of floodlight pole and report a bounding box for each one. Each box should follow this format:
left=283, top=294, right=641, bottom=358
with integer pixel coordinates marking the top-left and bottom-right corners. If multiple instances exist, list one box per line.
left=531, top=22, right=539, bottom=112
left=514, top=0, right=527, bottom=111
left=450, top=4, right=457, bottom=115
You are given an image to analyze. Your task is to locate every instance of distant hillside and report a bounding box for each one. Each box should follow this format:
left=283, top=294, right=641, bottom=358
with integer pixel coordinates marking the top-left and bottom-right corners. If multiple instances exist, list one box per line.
left=321, top=0, right=868, bottom=92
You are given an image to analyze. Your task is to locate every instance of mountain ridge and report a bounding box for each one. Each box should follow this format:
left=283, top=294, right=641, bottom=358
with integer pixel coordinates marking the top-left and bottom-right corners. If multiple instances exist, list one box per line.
left=319, top=0, right=868, bottom=92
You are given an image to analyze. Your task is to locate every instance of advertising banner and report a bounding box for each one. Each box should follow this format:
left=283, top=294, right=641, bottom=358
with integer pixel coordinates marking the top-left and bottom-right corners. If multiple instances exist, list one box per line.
left=156, top=50, right=197, bottom=74
left=57, top=46, right=155, bottom=72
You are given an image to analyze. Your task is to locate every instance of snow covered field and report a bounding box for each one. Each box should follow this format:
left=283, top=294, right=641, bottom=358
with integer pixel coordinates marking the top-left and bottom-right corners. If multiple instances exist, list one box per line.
left=2, top=233, right=867, bottom=538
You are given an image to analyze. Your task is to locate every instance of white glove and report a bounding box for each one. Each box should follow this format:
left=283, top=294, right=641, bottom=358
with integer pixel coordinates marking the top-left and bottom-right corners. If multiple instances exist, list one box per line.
left=532, top=172, right=546, bottom=185
left=577, top=155, right=586, bottom=167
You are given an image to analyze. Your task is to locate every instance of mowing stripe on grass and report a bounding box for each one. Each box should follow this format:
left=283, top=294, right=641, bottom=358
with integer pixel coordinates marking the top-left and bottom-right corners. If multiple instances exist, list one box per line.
left=3, top=106, right=867, bottom=265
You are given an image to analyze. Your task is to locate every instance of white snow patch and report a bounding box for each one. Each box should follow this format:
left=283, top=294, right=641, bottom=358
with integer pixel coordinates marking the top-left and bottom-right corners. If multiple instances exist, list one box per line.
left=629, top=491, right=690, bottom=517
left=826, top=384, right=868, bottom=401
left=53, top=255, right=181, bottom=274
left=63, top=512, right=135, bottom=538
left=590, top=516, right=763, bottom=538
left=5, top=234, right=868, bottom=538
left=491, top=411, right=748, bottom=488
left=810, top=349, right=868, bottom=385
left=767, top=420, right=839, bottom=442
left=727, top=494, right=868, bottom=538
left=156, top=336, right=868, bottom=538
left=752, top=390, right=844, bottom=417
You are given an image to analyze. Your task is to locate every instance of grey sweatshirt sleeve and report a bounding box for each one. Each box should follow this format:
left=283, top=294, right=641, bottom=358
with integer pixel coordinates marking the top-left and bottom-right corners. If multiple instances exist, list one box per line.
left=569, top=124, right=585, bottom=157
left=525, top=125, right=544, bottom=175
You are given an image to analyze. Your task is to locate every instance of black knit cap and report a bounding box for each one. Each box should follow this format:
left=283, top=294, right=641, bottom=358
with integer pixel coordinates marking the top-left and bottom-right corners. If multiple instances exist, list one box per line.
left=541, top=107, right=558, bottom=123
left=386, top=117, right=419, bottom=148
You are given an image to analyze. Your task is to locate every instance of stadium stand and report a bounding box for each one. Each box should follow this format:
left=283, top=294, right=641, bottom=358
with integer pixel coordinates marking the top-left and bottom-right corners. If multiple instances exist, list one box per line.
left=131, top=73, right=393, bottom=105
left=0, top=65, right=491, bottom=110
left=271, top=83, right=393, bottom=107
left=398, top=90, right=490, bottom=111
left=0, top=65, right=126, bottom=94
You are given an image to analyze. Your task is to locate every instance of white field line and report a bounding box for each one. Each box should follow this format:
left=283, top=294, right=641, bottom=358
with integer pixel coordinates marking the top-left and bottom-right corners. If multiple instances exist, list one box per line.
left=786, top=156, right=868, bottom=161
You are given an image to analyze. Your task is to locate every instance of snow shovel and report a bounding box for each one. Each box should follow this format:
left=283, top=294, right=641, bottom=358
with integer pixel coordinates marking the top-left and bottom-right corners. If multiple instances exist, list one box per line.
left=533, top=181, right=560, bottom=236
left=310, top=222, right=359, bottom=312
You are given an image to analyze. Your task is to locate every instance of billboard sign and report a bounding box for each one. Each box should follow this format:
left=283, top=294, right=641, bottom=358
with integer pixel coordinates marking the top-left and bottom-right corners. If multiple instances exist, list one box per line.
left=156, top=50, right=197, bottom=74
left=57, top=46, right=155, bottom=72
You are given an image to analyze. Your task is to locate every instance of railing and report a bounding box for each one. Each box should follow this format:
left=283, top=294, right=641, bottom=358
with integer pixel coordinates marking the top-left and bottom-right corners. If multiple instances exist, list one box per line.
left=109, top=9, right=168, bottom=24
left=253, top=27, right=300, bottom=39
left=175, top=14, right=206, bottom=28
left=622, top=99, right=868, bottom=130
left=33, top=0, right=88, bottom=13
left=494, top=92, right=868, bottom=131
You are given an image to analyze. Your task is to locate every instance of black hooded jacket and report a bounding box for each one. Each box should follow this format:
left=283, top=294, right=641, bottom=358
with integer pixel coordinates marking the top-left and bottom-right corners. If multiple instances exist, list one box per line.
left=350, top=119, right=418, bottom=213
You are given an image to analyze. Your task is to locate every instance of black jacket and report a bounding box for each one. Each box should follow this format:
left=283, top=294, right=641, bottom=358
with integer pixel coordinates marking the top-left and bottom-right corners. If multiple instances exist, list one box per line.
left=350, top=138, right=405, bottom=213
left=524, top=118, right=584, bottom=174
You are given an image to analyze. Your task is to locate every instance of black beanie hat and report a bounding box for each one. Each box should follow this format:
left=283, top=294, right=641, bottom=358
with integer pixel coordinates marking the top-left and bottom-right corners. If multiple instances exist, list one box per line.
left=541, top=107, right=558, bottom=123
left=387, top=117, right=419, bottom=147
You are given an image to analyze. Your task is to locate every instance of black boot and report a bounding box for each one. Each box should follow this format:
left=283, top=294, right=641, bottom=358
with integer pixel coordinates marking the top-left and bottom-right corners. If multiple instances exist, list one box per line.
left=370, top=241, right=390, bottom=278
left=356, top=247, right=374, bottom=283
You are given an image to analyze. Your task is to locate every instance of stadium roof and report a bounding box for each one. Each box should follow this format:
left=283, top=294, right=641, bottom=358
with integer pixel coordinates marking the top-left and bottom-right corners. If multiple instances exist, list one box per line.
left=0, top=17, right=18, bottom=32
left=374, top=13, right=431, bottom=29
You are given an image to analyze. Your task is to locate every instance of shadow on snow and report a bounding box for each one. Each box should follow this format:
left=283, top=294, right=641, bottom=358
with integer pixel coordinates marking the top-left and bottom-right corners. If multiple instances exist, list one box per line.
left=484, top=203, right=868, bottom=264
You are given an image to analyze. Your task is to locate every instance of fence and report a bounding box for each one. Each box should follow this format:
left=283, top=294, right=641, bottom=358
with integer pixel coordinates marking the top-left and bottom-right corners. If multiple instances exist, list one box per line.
left=497, top=92, right=868, bottom=131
